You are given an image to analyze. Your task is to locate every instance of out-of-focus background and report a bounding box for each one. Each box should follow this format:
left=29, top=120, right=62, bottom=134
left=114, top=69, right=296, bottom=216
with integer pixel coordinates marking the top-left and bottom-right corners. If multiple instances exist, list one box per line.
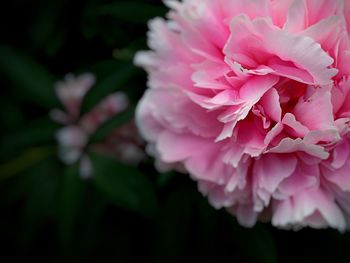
left=1, top=0, right=350, bottom=262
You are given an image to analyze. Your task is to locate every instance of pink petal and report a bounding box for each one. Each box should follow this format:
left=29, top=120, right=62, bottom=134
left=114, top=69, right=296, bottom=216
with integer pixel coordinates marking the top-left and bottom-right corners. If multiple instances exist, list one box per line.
left=293, top=88, right=335, bottom=131
left=157, top=131, right=209, bottom=163
left=259, top=88, right=281, bottom=122
left=277, top=162, right=319, bottom=197
left=283, top=0, right=307, bottom=33
left=282, top=113, right=310, bottom=137
left=254, top=154, right=297, bottom=194
left=268, top=138, right=329, bottom=159
left=225, top=15, right=338, bottom=85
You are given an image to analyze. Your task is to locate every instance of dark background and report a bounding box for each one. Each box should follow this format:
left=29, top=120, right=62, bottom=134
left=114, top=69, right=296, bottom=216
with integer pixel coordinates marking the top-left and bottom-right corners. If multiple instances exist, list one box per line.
left=0, top=0, right=349, bottom=262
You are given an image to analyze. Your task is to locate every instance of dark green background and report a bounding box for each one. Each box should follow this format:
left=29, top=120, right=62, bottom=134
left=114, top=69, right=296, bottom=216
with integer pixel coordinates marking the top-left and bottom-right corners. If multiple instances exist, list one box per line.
left=0, top=0, right=349, bottom=262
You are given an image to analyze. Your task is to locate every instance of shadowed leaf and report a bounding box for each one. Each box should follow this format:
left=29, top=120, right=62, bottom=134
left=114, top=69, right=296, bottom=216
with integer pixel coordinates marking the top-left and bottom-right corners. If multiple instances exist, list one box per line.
left=0, top=45, right=58, bottom=108
left=91, top=152, right=157, bottom=219
left=98, top=2, right=166, bottom=24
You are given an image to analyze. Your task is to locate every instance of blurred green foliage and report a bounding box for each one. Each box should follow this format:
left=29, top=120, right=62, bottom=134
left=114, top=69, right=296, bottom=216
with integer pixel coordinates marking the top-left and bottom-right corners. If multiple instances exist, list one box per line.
left=0, top=0, right=350, bottom=262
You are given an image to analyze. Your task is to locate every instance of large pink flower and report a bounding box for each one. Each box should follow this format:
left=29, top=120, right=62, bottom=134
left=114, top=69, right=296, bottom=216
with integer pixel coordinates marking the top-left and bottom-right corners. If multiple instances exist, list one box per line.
left=135, top=0, right=350, bottom=231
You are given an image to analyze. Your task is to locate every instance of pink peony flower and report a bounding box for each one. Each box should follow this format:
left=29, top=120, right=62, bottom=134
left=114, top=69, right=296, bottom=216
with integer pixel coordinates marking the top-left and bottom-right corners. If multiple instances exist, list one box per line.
left=51, top=73, right=145, bottom=178
left=135, top=0, right=350, bottom=231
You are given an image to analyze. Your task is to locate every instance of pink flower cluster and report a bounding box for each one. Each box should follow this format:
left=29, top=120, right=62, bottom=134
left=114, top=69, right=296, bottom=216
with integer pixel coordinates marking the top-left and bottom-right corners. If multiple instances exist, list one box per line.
left=51, top=73, right=144, bottom=178
left=135, top=0, right=350, bottom=230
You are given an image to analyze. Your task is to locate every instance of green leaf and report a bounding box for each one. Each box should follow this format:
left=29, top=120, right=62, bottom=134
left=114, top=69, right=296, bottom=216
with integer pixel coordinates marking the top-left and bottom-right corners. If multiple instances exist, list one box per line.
left=57, top=164, right=87, bottom=246
left=89, top=107, right=134, bottom=143
left=90, top=60, right=125, bottom=80
left=0, top=99, right=24, bottom=131
left=81, top=63, right=137, bottom=114
left=71, top=188, right=109, bottom=261
left=98, top=2, right=167, bottom=24
left=156, top=171, right=176, bottom=188
left=0, top=117, right=59, bottom=161
left=152, top=185, right=193, bottom=263
left=91, top=152, right=157, bottom=219
left=20, top=157, right=61, bottom=244
left=112, top=38, right=147, bottom=62
left=0, top=169, right=35, bottom=205
left=0, top=45, right=58, bottom=108
left=0, top=146, right=55, bottom=181
left=30, top=1, right=63, bottom=52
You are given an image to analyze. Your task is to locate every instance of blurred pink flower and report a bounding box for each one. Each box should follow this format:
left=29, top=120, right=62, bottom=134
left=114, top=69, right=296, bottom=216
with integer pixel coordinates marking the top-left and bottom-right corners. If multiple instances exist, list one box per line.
left=51, top=73, right=145, bottom=178
left=135, top=0, right=350, bottom=231
left=51, top=73, right=95, bottom=124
